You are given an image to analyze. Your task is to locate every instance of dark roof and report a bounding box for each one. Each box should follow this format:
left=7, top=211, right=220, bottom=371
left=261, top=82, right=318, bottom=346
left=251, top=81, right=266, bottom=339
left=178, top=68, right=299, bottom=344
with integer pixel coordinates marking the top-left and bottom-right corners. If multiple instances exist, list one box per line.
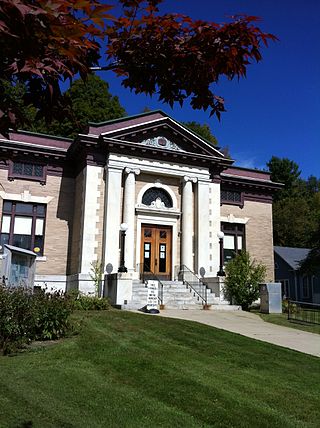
left=274, top=246, right=310, bottom=270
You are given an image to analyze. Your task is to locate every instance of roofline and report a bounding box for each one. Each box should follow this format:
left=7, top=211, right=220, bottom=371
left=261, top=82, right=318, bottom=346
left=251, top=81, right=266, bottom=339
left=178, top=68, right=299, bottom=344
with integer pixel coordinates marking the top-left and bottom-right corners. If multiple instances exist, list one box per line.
left=274, top=251, right=297, bottom=271
left=274, top=246, right=311, bottom=271
left=230, top=165, right=269, bottom=175
left=100, top=115, right=228, bottom=159
left=9, top=129, right=73, bottom=142
left=88, top=110, right=166, bottom=126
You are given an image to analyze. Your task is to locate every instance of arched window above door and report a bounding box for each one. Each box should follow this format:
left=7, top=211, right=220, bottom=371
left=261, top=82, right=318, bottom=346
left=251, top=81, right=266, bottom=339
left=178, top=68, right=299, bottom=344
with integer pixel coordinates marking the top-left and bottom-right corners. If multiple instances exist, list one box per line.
left=142, top=187, right=173, bottom=208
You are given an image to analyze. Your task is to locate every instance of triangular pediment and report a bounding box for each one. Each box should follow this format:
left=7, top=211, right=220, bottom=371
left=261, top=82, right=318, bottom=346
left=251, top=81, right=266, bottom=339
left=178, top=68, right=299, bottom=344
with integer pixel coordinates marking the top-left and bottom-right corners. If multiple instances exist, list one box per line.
left=97, top=112, right=227, bottom=160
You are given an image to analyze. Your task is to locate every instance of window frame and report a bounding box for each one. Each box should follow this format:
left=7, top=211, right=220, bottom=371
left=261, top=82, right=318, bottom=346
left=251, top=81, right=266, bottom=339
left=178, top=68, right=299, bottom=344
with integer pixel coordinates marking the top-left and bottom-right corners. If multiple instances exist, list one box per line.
left=221, top=222, right=246, bottom=264
left=302, top=275, right=310, bottom=299
left=220, top=188, right=244, bottom=207
left=0, top=201, right=47, bottom=256
left=8, top=160, right=47, bottom=184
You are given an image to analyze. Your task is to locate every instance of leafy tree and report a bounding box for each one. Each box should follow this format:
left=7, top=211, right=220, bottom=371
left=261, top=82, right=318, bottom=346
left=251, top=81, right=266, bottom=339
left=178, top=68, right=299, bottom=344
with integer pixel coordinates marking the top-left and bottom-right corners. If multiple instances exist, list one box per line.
left=224, top=251, right=266, bottom=311
left=272, top=198, right=317, bottom=247
left=3, top=76, right=126, bottom=138
left=0, top=0, right=276, bottom=135
left=267, top=156, right=301, bottom=201
left=182, top=121, right=218, bottom=145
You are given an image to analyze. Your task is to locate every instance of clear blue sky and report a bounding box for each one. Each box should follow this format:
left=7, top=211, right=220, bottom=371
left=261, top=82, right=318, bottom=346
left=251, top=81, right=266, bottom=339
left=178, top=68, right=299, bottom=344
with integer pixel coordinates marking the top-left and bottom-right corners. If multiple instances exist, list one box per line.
left=97, top=0, right=320, bottom=178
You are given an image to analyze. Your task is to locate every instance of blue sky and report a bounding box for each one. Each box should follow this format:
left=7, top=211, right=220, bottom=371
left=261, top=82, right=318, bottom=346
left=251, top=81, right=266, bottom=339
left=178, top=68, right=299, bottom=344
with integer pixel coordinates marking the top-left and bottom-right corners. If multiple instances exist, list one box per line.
left=97, top=0, right=320, bottom=178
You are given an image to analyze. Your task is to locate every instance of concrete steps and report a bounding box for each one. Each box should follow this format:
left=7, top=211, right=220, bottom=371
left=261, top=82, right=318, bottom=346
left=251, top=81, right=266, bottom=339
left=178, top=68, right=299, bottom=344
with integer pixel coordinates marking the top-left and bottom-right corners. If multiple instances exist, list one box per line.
left=126, top=279, right=223, bottom=310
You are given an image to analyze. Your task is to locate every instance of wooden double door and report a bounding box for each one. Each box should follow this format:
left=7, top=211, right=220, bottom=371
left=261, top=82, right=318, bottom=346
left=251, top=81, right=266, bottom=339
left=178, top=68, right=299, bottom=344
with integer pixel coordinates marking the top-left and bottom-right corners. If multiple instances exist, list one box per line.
left=140, top=224, right=172, bottom=279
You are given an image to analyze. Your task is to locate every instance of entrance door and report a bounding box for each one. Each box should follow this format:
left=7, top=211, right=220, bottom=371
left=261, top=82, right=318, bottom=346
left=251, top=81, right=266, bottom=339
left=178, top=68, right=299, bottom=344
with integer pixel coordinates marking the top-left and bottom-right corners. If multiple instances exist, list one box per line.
left=140, top=224, right=172, bottom=280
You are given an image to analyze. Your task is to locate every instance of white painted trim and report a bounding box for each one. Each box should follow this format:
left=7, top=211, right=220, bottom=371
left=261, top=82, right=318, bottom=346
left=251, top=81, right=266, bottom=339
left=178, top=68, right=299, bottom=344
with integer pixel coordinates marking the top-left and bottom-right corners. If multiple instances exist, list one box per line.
left=108, top=154, right=211, bottom=181
left=101, top=116, right=226, bottom=158
left=220, top=214, right=250, bottom=224
left=0, top=190, right=54, bottom=204
left=136, top=214, right=178, bottom=281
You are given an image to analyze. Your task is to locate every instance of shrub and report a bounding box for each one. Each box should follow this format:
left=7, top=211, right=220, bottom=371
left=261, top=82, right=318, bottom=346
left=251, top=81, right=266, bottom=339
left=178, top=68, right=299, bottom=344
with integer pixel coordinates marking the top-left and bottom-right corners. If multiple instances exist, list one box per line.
left=89, top=260, right=103, bottom=297
left=32, top=289, right=73, bottom=340
left=224, top=251, right=266, bottom=311
left=0, top=286, right=35, bottom=354
left=69, top=293, right=110, bottom=311
left=0, top=286, right=73, bottom=355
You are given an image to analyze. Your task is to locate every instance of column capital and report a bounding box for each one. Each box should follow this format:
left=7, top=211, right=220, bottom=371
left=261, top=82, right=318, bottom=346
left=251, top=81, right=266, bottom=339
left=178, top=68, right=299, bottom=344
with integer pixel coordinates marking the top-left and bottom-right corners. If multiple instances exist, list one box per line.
left=183, top=175, right=198, bottom=184
left=125, top=167, right=141, bottom=176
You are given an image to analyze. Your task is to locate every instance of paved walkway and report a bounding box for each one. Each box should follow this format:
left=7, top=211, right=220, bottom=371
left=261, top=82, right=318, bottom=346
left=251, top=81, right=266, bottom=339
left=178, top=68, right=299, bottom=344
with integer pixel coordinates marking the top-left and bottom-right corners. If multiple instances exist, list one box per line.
left=158, top=309, right=320, bottom=357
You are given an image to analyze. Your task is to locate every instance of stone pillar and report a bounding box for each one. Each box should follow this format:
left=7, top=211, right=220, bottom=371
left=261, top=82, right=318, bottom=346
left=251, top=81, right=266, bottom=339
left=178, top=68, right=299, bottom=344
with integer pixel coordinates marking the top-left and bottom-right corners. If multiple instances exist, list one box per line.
left=123, top=167, right=140, bottom=271
left=195, top=179, right=210, bottom=275
left=103, top=165, right=123, bottom=273
left=210, top=181, right=221, bottom=275
left=181, top=176, right=197, bottom=270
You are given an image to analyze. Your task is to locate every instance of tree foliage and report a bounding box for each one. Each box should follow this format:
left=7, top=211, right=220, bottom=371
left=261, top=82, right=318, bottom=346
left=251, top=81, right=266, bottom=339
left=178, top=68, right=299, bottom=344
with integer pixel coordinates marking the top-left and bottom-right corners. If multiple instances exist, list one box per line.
left=2, top=76, right=126, bottom=138
left=224, top=251, right=266, bottom=311
left=267, top=156, right=301, bottom=201
left=182, top=121, right=218, bottom=145
left=272, top=198, right=317, bottom=248
left=0, top=0, right=276, bottom=134
left=268, top=156, right=320, bottom=249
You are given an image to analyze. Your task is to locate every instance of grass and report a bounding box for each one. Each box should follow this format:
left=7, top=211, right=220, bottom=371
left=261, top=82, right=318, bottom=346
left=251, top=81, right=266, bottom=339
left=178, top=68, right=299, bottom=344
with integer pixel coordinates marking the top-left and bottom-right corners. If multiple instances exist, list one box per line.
left=0, top=310, right=319, bottom=428
left=256, top=312, right=320, bottom=335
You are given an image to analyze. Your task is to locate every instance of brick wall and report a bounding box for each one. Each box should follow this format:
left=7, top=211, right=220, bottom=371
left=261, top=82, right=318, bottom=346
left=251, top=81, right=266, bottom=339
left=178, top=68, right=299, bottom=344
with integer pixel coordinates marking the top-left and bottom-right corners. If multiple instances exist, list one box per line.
left=0, top=170, right=75, bottom=275
left=221, top=200, right=274, bottom=281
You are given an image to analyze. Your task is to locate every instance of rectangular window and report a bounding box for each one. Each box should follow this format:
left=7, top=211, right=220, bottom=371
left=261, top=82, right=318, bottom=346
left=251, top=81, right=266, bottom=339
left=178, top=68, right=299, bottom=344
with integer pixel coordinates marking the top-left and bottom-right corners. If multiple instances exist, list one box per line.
left=221, top=223, right=245, bottom=264
left=9, top=161, right=46, bottom=183
left=221, top=189, right=243, bottom=206
left=279, top=279, right=289, bottom=298
left=0, top=201, right=46, bottom=255
left=302, top=276, right=310, bottom=299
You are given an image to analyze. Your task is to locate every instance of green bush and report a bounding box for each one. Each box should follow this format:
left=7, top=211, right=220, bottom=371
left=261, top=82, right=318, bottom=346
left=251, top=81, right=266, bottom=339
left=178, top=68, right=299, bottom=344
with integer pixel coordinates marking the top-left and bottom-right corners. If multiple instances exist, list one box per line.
left=32, top=290, right=73, bottom=340
left=69, top=292, right=110, bottom=311
left=224, top=251, right=266, bottom=311
left=0, top=286, right=72, bottom=355
left=0, top=286, right=35, bottom=354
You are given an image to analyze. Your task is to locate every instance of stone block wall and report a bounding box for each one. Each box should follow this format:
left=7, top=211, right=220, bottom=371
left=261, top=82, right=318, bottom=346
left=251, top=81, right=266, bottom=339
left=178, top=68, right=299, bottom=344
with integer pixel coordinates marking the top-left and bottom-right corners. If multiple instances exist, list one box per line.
left=0, top=170, right=74, bottom=275
left=221, top=200, right=274, bottom=281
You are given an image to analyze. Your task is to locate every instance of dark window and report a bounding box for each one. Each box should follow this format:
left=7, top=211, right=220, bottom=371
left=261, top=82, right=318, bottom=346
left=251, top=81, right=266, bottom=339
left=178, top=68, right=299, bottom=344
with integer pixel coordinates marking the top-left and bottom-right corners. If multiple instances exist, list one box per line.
left=0, top=201, right=46, bottom=256
left=221, top=223, right=245, bottom=264
left=279, top=279, right=289, bottom=298
left=221, top=190, right=242, bottom=205
left=144, top=229, right=152, bottom=237
left=302, top=276, right=310, bottom=299
left=159, top=243, right=166, bottom=272
left=9, top=161, right=46, bottom=183
left=142, top=187, right=173, bottom=208
left=143, top=242, right=151, bottom=272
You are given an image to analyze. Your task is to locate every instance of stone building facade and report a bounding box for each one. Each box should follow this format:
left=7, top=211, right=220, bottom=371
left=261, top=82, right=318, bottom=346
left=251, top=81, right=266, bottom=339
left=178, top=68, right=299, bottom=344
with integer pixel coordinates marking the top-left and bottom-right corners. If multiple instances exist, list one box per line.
left=0, top=111, right=280, bottom=307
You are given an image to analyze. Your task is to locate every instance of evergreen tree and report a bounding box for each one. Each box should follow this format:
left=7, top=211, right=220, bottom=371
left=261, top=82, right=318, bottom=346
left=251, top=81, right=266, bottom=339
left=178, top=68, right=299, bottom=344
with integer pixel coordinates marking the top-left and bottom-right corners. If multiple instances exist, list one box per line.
left=5, top=76, right=126, bottom=139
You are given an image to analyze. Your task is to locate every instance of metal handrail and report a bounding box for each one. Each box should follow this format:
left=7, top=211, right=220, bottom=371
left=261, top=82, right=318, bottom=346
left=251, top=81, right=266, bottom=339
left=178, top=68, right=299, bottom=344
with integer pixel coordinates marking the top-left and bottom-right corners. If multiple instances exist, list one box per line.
left=137, top=263, right=164, bottom=305
left=178, top=264, right=208, bottom=305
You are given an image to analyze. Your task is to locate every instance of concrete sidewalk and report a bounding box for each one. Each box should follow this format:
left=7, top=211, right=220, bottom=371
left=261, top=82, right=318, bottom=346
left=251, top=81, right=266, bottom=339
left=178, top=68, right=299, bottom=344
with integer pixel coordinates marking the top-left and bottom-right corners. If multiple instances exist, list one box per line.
left=158, top=309, right=320, bottom=357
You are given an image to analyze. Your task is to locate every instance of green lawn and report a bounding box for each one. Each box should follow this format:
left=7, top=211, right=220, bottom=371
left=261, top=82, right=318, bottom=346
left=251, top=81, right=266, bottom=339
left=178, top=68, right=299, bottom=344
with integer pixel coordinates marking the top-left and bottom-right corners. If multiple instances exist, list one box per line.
left=257, top=312, right=320, bottom=335
left=0, top=310, right=319, bottom=428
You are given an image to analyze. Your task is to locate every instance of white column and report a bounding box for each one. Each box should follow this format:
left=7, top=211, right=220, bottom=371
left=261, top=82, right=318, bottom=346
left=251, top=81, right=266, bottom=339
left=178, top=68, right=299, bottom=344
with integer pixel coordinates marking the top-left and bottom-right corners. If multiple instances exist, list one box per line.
left=195, top=179, right=210, bottom=275
left=103, top=165, right=123, bottom=273
left=181, top=176, right=197, bottom=269
left=123, top=167, right=140, bottom=271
